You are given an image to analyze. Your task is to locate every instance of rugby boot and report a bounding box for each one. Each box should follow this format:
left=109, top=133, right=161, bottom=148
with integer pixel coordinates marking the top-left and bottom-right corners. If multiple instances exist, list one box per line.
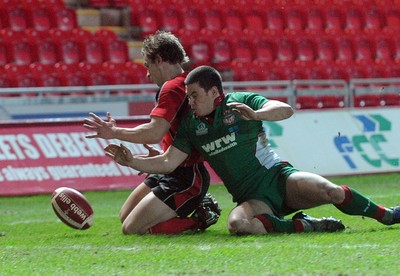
left=191, top=206, right=220, bottom=231
left=200, top=193, right=222, bottom=216
left=292, top=211, right=345, bottom=232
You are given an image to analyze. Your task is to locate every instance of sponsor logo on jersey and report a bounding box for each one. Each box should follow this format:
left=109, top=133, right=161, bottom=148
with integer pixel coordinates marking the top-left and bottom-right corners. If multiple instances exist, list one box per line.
left=201, top=132, right=237, bottom=156
left=195, top=122, right=208, bottom=136
left=223, top=110, right=236, bottom=125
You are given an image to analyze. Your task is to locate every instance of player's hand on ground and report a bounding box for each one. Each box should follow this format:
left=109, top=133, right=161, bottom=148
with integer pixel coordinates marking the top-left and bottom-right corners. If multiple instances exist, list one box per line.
left=226, top=102, right=257, bottom=120
left=104, top=143, right=133, bottom=167
left=83, top=112, right=116, bottom=139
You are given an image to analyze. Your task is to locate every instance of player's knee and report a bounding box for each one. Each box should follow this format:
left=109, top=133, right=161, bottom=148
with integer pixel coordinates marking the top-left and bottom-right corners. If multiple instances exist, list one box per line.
left=228, top=217, right=249, bottom=235
left=327, top=186, right=345, bottom=205
left=122, top=220, right=145, bottom=235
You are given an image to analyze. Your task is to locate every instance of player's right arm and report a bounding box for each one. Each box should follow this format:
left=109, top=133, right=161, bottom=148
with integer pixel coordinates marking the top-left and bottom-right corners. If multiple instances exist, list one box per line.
left=83, top=112, right=169, bottom=144
left=105, top=144, right=187, bottom=174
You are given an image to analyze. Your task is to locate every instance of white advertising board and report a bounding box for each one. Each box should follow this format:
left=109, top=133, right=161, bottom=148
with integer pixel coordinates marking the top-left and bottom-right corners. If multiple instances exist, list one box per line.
left=264, top=107, right=400, bottom=177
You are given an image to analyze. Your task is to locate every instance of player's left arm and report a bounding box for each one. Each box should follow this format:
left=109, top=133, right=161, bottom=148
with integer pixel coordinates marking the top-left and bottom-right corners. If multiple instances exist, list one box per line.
left=105, top=143, right=187, bottom=174
left=227, top=100, right=294, bottom=121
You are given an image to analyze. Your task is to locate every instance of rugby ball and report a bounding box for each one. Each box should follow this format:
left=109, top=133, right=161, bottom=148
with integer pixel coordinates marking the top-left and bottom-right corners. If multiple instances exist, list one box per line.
left=51, top=187, right=94, bottom=230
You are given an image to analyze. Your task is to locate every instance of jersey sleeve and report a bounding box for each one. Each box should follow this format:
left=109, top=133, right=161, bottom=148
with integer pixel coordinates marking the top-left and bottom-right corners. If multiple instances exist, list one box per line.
left=227, top=92, right=268, bottom=110
left=150, top=83, right=185, bottom=122
left=172, top=117, right=193, bottom=155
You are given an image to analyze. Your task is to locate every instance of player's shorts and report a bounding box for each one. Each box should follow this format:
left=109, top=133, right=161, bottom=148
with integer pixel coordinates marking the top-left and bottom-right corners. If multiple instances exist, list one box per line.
left=241, top=161, right=299, bottom=218
left=144, top=162, right=210, bottom=217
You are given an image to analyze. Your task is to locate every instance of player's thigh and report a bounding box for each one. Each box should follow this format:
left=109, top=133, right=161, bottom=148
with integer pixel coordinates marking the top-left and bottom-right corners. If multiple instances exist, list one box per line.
left=120, top=183, right=151, bottom=222
left=122, top=191, right=177, bottom=235
left=285, top=171, right=339, bottom=209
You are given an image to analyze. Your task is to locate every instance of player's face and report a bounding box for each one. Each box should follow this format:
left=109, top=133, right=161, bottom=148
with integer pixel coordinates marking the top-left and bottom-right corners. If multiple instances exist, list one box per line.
left=143, top=56, right=162, bottom=87
left=186, top=83, right=217, bottom=117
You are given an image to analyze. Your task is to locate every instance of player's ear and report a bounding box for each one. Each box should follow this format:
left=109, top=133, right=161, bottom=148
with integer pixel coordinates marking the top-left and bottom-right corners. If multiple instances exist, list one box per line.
left=210, top=86, right=219, bottom=96
left=155, top=54, right=163, bottom=65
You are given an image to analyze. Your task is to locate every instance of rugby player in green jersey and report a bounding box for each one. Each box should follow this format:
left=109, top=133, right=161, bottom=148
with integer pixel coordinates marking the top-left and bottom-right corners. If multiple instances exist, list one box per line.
left=105, top=65, right=400, bottom=235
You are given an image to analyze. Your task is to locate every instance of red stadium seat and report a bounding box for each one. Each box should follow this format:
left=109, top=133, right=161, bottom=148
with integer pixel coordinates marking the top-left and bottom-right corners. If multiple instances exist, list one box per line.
left=125, top=61, right=150, bottom=84
left=354, top=94, right=381, bottom=107
left=203, top=9, right=224, bottom=33
left=325, top=7, right=345, bottom=34
left=102, top=62, right=137, bottom=85
left=160, top=8, right=181, bottom=33
left=253, top=60, right=285, bottom=81
left=136, top=8, right=160, bottom=38
left=51, top=7, right=78, bottom=31
left=212, top=38, right=232, bottom=70
left=112, top=0, right=129, bottom=8
left=380, top=93, right=400, bottom=106
left=319, top=95, right=345, bottom=108
left=53, top=62, right=87, bottom=87
left=188, top=39, right=212, bottom=68
left=305, top=7, right=325, bottom=34
left=58, top=39, right=82, bottom=64
left=347, top=64, right=368, bottom=79
left=4, top=64, right=38, bottom=91
left=232, top=38, right=255, bottom=62
left=9, top=41, right=36, bottom=65
left=72, top=28, right=93, bottom=42
left=223, top=8, right=244, bottom=34
left=354, top=36, right=375, bottom=64
left=181, top=7, right=203, bottom=32
left=0, top=42, right=10, bottom=66
left=30, top=62, right=63, bottom=88
left=78, top=62, right=110, bottom=86
left=375, top=36, right=395, bottom=64
left=5, top=7, right=29, bottom=31
left=43, top=0, right=66, bottom=7
left=36, top=40, right=59, bottom=65
left=266, top=7, right=285, bottom=34
left=364, top=8, right=384, bottom=33
left=94, top=28, right=118, bottom=43
left=281, top=65, right=307, bottom=80
left=243, top=9, right=265, bottom=34
left=275, top=37, right=297, bottom=65
left=82, top=39, right=105, bottom=64
left=384, top=8, right=400, bottom=32
left=344, top=6, right=365, bottom=34
left=105, top=39, right=129, bottom=63
left=286, top=7, right=306, bottom=33
left=296, top=37, right=317, bottom=64
left=315, top=36, right=337, bottom=63
left=87, top=0, right=110, bottom=8
left=254, top=37, right=277, bottom=63
left=296, top=96, right=320, bottom=109
left=325, top=64, right=348, bottom=80
left=29, top=6, right=53, bottom=32
left=335, top=36, right=355, bottom=65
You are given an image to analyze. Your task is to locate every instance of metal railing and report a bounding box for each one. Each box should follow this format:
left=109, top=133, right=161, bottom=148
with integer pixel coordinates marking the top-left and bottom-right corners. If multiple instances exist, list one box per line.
left=0, top=78, right=399, bottom=108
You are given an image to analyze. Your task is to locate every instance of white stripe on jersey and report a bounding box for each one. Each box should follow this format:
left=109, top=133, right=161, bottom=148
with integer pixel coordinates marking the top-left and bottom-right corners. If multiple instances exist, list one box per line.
left=255, top=131, right=280, bottom=169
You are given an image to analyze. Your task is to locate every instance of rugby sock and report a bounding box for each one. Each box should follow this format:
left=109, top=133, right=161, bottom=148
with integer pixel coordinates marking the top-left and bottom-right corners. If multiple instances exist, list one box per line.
left=334, top=185, right=393, bottom=224
left=255, top=214, right=305, bottom=233
left=148, top=218, right=197, bottom=234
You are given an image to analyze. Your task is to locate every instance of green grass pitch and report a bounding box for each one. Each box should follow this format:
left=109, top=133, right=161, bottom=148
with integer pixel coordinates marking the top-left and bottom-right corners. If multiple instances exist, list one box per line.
left=1, top=173, right=400, bottom=275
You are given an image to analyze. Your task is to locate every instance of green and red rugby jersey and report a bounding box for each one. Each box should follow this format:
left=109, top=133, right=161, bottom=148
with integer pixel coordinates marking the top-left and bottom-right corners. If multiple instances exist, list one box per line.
left=173, top=92, right=282, bottom=203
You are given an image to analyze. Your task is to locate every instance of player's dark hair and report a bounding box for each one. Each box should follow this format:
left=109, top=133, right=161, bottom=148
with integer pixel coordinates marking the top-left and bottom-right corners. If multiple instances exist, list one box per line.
left=185, top=66, right=223, bottom=94
left=142, top=30, right=189, bottom=64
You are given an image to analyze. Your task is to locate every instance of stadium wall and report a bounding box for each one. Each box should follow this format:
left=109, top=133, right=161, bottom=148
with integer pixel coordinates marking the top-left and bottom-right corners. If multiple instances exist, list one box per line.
left=0, top=107, right=399, bottom=197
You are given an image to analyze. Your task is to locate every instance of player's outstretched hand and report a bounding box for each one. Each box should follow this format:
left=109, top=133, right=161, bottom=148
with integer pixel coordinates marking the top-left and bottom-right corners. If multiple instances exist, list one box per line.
left=83, top=112, right=116, bottom=139
left=226, top=102, right=257, bottom=120
left=104, top=143, right=133, bottom=167
left=143, top=144, right=163, bottom=157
